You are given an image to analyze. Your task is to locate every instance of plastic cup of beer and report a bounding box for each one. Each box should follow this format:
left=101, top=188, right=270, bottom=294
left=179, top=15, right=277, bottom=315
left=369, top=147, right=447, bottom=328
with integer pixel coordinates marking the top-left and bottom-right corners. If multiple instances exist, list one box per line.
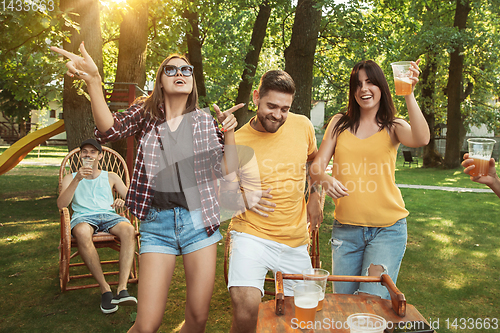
left=82, top=157, right=95, bottom=168
left=302, top=268, right=329, bottom=311
left=390, top=61, right=413, bottom=96
left=292, top=282, right=321, bottom=325
left=467, top=138, right=496, bottom=177
left=347, top=313, right=386, bottom=333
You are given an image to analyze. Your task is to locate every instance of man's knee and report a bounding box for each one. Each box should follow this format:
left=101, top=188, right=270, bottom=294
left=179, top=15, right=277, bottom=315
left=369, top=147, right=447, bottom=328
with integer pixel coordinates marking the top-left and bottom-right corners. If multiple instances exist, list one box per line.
left=112, top=221, right=135, bottom=241
left=230, top=287, right=261, bottom=323
left=366, top=263, right=387, bottom=277
left=72, top=223, right=94, bottom=245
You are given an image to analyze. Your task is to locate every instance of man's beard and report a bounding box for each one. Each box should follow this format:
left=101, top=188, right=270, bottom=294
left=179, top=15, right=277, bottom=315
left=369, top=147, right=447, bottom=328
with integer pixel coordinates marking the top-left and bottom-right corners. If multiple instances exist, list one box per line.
left=256, top=107, right=285, bottom=133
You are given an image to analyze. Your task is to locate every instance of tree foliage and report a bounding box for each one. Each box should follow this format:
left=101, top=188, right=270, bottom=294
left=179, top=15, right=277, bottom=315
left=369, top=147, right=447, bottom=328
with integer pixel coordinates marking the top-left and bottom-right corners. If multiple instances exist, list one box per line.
left=0, top=6, right=65, bottom=123
left=2, top=0, right=500, bottom=166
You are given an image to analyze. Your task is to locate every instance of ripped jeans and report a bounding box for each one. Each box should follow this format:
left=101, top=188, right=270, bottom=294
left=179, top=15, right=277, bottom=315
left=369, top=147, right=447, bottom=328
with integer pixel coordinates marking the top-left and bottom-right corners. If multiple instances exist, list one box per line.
left=330, top=218, right=407, bottom=299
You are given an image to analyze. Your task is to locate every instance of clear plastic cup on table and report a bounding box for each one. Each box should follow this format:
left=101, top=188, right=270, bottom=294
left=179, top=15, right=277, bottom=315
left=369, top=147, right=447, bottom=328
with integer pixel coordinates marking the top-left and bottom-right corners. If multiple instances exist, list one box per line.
left=292, top=282, right=321, bottom=325
left=347, top=313, right=387, bottom=333
left=302, top=268, right=329, bottom=311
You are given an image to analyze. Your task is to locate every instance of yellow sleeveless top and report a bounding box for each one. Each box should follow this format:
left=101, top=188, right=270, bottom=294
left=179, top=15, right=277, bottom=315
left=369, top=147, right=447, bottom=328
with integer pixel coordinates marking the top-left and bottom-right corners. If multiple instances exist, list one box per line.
left=332, top=129, right=408, bottom=227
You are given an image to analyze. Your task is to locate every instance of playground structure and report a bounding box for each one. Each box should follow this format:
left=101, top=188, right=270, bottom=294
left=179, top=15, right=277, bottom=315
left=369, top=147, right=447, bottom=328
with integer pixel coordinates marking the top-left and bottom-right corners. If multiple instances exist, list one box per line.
left=0, top=83, right=143, bottom=176
left=0, top=120, right=65, bottom=175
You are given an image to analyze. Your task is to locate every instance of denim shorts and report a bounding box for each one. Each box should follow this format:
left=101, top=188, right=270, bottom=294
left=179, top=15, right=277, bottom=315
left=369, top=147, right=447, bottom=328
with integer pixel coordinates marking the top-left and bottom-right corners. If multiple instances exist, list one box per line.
left=228, top=231, right=312, bottom=297
left=330, top=218, right=407, bottom=299
left=70, top=213, right=130, bottom=234
left=139, top=206, right=222, bottom=255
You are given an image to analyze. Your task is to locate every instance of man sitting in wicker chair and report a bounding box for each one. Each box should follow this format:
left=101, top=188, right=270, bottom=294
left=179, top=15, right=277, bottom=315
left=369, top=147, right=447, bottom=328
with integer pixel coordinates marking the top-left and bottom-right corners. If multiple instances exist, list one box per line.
left=57, top=139, right=137, bottom=314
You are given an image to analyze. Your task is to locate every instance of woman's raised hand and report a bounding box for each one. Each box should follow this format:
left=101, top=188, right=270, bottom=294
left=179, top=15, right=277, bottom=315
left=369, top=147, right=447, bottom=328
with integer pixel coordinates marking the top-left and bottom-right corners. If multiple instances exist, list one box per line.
left=50, top=42, right=99, bottom=81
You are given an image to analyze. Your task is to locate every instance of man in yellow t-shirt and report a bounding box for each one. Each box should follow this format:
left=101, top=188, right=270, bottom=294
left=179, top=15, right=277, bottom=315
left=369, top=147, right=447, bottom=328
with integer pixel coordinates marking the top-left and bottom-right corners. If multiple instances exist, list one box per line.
left=227, top=70, right=322, bottom=333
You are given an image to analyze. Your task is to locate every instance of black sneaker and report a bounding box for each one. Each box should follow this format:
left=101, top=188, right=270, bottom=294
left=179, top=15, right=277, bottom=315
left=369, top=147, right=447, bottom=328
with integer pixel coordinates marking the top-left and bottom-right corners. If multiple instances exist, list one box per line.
left=101, top=291, right=118, bottom=314
left=111, top=290, right=137, bottom=306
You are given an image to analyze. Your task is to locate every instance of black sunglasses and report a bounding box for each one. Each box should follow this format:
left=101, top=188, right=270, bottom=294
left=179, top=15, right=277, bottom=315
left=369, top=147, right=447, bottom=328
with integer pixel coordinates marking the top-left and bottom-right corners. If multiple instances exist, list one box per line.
left=163, top=65, right=194, bottom=77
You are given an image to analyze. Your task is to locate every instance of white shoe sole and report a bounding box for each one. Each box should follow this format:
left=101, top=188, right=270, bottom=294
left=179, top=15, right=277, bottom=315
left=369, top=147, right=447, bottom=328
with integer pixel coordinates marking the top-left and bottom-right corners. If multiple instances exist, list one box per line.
left=111, top=296, right=137, bottom=306
left=100, top=304, right=118, bottom=314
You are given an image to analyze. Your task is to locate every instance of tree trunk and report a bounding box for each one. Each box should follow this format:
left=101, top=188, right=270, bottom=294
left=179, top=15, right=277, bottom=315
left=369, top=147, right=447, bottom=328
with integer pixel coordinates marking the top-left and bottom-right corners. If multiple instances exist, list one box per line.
left=421, top=52, right=442, bottom=168
left=112, top=0, right=149, bottom=159
left=59, top=0, right=103, bottom=151
left=115, top=0, right=148, bottom=92
left=19, top=119, right=26, bottom=138
left=284, top=0, right=321, bottom=118
left=184, top=9, right=207, bottom=107
left=444, top=0, right=471, bottom=169
left=234, top=1, right=272, bottom=128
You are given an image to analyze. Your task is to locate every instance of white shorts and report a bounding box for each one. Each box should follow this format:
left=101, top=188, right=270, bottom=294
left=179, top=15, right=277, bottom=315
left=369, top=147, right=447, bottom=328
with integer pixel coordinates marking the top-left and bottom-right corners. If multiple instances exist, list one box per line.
left=227, top=230, right=312, bottom=297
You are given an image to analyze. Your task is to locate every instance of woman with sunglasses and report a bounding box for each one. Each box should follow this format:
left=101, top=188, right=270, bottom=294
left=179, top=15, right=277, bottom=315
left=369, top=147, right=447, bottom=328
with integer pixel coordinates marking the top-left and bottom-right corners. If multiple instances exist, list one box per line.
left=51, top=42, right=243, bottom=332
left=310, top=60, right=430, bottom=299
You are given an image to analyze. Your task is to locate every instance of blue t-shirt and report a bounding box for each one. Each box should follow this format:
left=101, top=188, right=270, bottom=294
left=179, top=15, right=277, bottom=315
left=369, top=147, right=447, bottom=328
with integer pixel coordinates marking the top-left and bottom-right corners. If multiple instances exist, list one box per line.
left=71, top=170, right=116, bottom=221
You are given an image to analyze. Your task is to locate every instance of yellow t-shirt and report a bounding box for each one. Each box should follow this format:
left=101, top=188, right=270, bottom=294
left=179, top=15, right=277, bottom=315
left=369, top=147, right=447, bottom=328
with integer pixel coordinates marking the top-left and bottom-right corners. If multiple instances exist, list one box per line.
left=230, top=112, right=317, bottom=247
left=332, top=129, right=408, bottom=226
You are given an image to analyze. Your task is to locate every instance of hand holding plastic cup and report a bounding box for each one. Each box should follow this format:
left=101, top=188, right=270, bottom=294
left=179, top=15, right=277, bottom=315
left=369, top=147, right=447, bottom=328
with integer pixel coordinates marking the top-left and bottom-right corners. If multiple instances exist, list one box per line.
left=302, top=268, right=329, bottom=311
left=390, top=61, right=413, bottom=96
left=467, top=138, right=496, bottom=177
left=292, top=282, right=321, bottom=325
left=347, top=313, right=387, bottom=333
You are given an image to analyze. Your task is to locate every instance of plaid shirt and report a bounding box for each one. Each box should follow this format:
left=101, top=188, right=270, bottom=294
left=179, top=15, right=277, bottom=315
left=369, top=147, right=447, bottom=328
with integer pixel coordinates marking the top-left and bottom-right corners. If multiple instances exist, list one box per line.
left=95, top=103, right=225, bottom=236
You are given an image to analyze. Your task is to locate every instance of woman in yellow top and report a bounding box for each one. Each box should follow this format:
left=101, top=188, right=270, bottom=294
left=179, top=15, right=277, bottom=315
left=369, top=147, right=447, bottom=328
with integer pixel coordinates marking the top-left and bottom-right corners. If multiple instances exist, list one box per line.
left=311, top=60, right=429, bottom=299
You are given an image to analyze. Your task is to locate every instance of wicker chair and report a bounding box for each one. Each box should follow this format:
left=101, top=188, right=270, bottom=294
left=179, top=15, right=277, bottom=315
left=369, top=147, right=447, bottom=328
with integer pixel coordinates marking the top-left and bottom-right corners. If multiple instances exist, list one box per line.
left=58, top=146, right=140, bottom=292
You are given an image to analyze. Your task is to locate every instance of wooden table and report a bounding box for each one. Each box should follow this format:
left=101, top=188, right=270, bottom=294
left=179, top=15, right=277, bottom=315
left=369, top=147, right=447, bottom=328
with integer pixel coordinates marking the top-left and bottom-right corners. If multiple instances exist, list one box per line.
left=256, top=293, right=433, bottom=332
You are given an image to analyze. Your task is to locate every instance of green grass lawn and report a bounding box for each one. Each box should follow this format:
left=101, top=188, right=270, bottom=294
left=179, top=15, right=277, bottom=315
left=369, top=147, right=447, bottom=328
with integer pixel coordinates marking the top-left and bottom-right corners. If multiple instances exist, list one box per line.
left=1, top=162, right=499, bottom=332
left=395, top=157, right=500, bottom=189
left=0, top=145, right=69, bottom=166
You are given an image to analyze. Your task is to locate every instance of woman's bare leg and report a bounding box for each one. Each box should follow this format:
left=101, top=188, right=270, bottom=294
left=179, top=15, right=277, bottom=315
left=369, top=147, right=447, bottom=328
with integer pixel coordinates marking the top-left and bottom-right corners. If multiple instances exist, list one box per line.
left=180, top=243, right=218, bottom=333
left=128, top=253, right=176, bottom=333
